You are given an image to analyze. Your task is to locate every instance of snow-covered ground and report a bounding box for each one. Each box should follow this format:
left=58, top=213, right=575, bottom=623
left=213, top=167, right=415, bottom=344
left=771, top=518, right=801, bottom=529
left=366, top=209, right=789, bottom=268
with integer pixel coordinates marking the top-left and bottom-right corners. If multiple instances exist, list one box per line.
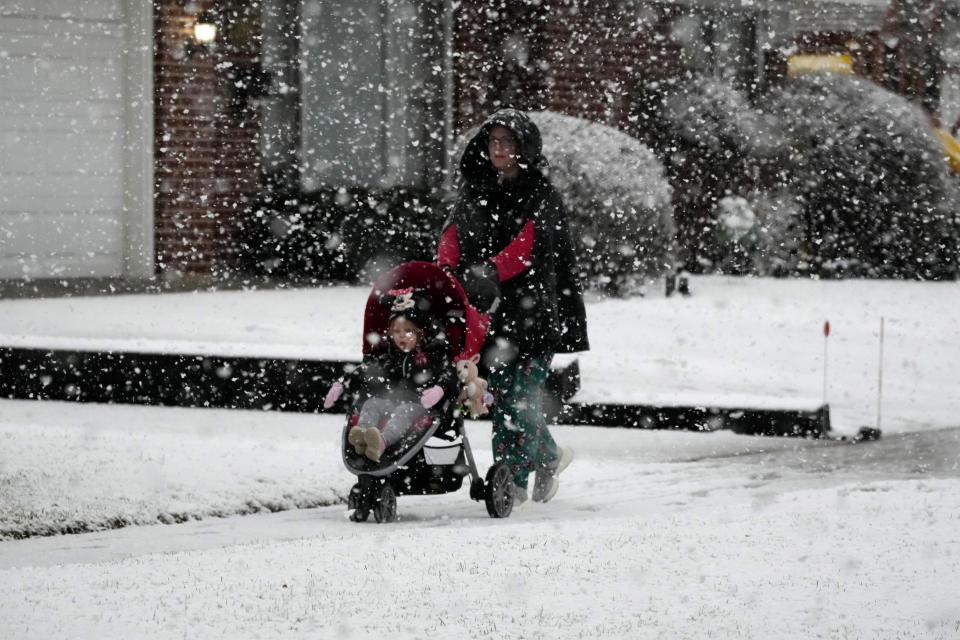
left=1, top=276, right=959, bottom=638
left=1, top=399, right=959, bottom=639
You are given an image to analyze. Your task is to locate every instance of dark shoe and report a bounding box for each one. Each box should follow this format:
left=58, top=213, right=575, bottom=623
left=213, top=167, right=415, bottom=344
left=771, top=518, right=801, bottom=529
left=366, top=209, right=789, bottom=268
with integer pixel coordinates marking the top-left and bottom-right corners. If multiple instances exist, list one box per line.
left=532, top=474, right=557, bottom=503
left=532, top=447, right=574, bottom=502
left=512, top=485, right=529, bottom=510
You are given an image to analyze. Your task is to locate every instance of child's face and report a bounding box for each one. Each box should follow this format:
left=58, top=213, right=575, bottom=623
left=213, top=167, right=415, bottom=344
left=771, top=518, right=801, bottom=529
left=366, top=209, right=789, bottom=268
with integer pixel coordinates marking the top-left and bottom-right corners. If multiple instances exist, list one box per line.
left=390, top=317, right=420, bottom=352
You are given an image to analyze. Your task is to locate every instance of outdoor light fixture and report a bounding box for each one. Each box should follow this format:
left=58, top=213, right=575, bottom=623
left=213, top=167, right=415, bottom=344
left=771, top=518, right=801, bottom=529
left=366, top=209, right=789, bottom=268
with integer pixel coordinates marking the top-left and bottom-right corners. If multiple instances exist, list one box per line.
left=194, top=16, right=216, bottom=45
left=185, top=12, right=217, bottom=58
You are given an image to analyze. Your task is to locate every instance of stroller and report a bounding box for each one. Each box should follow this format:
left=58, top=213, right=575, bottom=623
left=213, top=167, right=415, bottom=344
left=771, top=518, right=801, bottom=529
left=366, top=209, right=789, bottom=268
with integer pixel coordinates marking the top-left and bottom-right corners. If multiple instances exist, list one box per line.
left=341, top=261, right=515, bottom=523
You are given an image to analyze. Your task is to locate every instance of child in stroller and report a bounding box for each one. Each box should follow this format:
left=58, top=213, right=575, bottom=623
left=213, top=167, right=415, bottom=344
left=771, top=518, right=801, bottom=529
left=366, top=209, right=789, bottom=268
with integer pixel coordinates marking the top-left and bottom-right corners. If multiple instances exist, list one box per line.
left=325, top=261, right=517, bottom=523
left=324, top=286, right=457, bottom=463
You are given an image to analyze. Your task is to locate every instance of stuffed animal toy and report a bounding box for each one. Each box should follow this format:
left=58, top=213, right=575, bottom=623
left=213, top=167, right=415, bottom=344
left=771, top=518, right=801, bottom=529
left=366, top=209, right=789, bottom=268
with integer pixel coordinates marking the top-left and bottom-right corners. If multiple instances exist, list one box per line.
left=455, top=354, right=492, bottom=417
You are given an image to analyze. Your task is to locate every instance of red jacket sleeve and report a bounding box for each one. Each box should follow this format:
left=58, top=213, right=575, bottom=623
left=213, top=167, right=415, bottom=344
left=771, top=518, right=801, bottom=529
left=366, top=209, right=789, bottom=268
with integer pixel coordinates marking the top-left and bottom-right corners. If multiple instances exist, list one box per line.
left=491, top=220, right=534, bottom=282
left=437, top=224, right=460, bottom=270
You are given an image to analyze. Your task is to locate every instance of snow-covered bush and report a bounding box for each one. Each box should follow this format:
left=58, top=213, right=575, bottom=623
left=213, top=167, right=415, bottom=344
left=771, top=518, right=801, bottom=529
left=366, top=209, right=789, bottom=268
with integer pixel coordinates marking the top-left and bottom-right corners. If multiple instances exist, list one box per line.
left=660, top=76, right=777, bottom=159
left=763, top=73, right=960, bottom=279
left=527, top=111, right=675, bottom=295
left=240, top=185, right=444, bottom=283
left=628, top=74, right=779, bottom=273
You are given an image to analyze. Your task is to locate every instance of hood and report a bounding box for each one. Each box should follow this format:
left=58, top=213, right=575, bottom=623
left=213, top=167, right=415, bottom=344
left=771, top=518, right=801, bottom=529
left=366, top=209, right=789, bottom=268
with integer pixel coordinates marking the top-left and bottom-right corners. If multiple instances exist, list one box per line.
left=459, top=109, right=548, bottom=186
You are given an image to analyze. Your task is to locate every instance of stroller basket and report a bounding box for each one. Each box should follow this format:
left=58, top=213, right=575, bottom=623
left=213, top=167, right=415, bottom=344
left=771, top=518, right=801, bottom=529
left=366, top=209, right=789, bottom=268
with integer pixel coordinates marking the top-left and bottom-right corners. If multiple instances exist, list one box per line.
left=423, top=442, right=463, bottom=466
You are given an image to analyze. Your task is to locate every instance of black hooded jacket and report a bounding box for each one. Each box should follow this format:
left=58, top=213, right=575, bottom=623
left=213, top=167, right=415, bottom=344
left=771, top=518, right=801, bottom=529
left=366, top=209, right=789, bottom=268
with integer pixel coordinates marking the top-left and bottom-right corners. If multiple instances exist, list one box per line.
left=340, top=336, right=457, bottom=411
left=438, top=109, right=589, bottom=362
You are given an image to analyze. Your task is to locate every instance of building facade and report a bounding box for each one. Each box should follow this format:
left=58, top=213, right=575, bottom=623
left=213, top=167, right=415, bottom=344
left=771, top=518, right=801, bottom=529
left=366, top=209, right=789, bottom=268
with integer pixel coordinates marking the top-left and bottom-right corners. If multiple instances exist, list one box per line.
left=0, top=0, right=153, bottom=279
left=0, top=0, right=954, bottom=282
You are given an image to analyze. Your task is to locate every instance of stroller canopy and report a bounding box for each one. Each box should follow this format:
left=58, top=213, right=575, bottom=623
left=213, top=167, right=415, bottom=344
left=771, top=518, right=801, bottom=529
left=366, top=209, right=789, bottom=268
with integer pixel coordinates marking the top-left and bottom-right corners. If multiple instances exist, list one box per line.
left=363, top=261, right=490, bottom=362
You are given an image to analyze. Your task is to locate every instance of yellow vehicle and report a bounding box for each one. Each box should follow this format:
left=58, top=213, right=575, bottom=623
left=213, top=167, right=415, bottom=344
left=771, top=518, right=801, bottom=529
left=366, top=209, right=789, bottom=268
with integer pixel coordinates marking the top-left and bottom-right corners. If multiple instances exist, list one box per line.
left=936, top=128, right=960, bottom=175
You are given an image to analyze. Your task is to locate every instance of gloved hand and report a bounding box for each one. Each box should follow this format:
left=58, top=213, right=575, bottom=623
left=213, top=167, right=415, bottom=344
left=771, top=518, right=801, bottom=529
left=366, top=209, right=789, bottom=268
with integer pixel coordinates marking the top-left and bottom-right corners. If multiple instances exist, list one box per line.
left=420, top=385, right=444, bottom=409
left=469, top=262, right=499, bottom=282
left=323, top=382, right=344, bottom=409
left=462, top=263, right=501, bottom=313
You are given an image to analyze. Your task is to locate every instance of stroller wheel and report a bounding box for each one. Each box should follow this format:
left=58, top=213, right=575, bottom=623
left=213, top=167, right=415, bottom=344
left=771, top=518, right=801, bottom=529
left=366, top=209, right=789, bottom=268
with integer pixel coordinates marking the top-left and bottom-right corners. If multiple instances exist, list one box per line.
left=484, top=462, right=514, bottom=518
left=469, top=478, right=486, bottom=501
left=348, top=481, right=372, bottom=522
left=350, top=506, right=370, bottom=522
left=373, top=482, right=397, bottom=523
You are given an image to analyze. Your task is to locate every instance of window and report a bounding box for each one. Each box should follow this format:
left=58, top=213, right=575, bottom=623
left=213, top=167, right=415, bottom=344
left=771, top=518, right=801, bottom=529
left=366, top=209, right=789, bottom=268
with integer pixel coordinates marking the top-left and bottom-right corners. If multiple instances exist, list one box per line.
left=299, top=0, right=433, bottom=189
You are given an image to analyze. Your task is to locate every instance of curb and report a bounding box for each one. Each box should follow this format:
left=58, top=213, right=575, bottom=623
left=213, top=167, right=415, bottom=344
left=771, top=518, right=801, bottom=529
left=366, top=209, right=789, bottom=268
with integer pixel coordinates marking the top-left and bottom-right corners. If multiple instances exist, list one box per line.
left=1, top=346, right=834, bottom=437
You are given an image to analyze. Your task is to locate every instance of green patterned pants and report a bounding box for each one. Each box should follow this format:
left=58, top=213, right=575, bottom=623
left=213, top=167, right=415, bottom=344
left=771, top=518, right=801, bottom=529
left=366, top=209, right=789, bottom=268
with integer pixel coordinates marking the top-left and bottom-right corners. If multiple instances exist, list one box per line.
left=488, top=355, right=558, bottom=489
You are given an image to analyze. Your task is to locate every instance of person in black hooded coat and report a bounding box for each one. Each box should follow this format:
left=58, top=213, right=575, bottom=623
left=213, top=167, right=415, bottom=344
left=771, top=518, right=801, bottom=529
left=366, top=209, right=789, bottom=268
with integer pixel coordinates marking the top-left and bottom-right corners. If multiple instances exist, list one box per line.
left=437, top=109, right=589, bottom=505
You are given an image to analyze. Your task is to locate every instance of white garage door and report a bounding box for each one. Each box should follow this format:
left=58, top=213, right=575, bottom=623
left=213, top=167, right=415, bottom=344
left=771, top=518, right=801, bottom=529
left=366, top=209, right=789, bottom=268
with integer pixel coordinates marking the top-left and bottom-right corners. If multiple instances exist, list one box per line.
left=0, top=0, right=152, bottom=279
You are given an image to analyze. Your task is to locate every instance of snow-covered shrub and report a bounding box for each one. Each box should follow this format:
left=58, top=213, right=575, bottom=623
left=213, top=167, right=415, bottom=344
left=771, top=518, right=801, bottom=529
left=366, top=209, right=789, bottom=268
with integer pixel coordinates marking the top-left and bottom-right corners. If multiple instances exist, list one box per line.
left=239, top=185, right=355, bottom=280
left=240, top=185, right=444, bottom=283
left=340, top=186, right=446, bottom=282
left=526, top=111, right=675, bottom=295
left=628, top=74, right=780, bottom=273
left=763, top=73, right=960, bottom=279
left=661, top=76, right=777, bottom=159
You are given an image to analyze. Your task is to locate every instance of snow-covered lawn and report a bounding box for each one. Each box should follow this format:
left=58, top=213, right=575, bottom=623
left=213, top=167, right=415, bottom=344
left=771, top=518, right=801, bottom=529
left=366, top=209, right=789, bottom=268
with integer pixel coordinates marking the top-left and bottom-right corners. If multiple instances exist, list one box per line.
left=0, top=400, right=343, bottom=539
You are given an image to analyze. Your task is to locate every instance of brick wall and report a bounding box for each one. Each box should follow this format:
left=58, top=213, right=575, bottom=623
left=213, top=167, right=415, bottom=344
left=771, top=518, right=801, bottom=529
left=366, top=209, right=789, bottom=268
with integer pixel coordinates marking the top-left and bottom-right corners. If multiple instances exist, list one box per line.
left=153, top=0, right=263, bottom=277
left=152, top=0, right=672, bottom=277
left=453, top=0, right=680, bottom=133
left=453, top=0, right=514, bottom=130
left=540, top=1, right=680, bottom=128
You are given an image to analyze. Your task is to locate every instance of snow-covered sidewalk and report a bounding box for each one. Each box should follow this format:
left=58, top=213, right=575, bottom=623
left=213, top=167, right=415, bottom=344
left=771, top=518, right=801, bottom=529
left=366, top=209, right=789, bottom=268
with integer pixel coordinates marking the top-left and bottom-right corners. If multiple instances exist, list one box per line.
left=0, top=398, right=821, bottom=541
